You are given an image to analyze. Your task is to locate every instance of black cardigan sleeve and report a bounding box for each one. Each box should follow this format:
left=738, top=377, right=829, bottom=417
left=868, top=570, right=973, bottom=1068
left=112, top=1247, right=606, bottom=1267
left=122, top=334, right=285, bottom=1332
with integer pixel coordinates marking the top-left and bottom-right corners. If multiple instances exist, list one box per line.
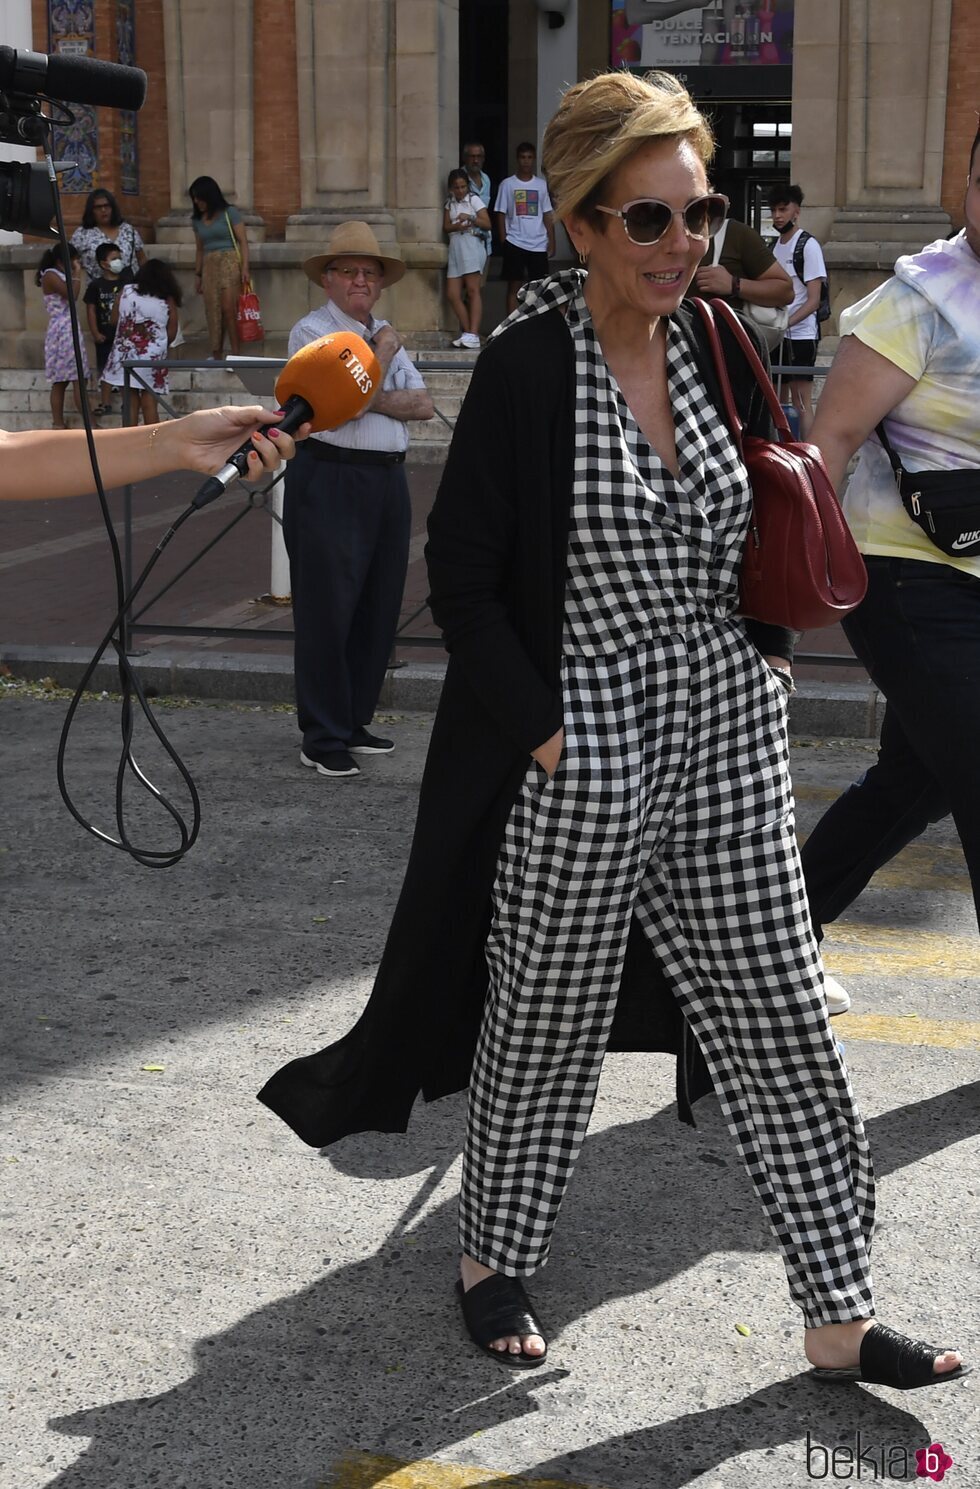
left=425, top=334, right=564, bottom=756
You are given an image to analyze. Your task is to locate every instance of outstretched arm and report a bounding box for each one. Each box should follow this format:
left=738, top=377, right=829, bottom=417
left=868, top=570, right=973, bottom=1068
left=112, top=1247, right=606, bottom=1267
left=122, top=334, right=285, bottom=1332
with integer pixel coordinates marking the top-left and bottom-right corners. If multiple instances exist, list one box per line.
left=809, top=336, right=916, bottom=490
left=0, top=406, right=310, bottom=501
left=696, top=260, right=793, bottom=307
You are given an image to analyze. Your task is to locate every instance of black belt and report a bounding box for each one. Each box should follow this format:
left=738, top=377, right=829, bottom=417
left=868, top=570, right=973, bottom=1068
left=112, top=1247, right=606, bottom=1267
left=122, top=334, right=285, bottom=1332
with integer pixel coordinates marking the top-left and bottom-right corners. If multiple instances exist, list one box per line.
left=303, top=440, right=405, bottom=467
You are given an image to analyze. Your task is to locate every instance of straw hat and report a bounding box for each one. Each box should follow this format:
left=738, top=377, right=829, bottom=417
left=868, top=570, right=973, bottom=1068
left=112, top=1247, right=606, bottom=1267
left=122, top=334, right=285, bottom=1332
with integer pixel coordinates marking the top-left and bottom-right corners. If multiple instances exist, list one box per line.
left=302, top=220, right=406, bottom=286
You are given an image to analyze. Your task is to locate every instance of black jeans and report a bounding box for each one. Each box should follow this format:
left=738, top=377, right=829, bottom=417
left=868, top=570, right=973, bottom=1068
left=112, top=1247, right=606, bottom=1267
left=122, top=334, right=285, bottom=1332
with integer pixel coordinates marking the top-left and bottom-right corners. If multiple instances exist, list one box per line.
left=802, top=556, right=980, bottom=936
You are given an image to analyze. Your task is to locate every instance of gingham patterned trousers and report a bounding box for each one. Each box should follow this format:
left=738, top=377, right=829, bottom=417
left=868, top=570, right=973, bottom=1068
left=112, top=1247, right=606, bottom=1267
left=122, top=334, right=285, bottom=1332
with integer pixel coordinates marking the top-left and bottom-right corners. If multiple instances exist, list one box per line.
left=459, top=623, right=876, bottom=1327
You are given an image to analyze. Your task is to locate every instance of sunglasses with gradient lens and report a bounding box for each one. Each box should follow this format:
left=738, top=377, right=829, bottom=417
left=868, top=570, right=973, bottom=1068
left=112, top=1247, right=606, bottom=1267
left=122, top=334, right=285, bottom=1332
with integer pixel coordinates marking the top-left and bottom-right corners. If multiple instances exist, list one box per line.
left=595, top=193, right=729, bottom=246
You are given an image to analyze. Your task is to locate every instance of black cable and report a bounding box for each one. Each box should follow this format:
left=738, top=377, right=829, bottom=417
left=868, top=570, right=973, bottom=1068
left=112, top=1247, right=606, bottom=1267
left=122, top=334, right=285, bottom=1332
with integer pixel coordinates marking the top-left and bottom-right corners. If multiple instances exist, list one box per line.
left=39, top=129, right=257, bottom=867
left=55, top=507, right=205, bottom=867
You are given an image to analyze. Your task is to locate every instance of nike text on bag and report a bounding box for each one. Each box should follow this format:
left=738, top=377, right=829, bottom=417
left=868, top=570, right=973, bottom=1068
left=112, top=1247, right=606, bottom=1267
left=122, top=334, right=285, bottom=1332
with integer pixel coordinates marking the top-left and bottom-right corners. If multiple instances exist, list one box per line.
left=692, top=297, right=868, bottom=630
left=875, top=420, right=980, bottom=559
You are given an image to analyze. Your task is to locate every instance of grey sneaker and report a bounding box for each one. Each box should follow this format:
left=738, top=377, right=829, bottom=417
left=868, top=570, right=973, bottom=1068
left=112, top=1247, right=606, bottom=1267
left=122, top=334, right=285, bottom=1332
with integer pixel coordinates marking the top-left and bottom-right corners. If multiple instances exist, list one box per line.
left=300, top=748, right=359, bottom=777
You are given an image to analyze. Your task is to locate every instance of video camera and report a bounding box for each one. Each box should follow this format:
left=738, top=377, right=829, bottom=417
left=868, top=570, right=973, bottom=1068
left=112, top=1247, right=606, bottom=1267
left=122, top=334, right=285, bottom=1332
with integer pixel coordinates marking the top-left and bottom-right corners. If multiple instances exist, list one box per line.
left=0, top=45, right=147, bottom=236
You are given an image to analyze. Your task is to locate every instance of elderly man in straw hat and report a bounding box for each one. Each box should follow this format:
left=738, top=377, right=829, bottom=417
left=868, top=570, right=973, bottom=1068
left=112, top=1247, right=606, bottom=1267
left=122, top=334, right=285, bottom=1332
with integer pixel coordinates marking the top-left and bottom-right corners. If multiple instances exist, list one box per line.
left=282, top=221, right=434, bottom=778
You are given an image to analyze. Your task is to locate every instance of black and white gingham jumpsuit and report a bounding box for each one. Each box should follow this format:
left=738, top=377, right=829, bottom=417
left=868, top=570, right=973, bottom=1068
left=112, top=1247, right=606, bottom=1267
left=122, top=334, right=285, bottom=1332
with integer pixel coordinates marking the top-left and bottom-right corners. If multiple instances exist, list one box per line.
left=458, top=276, right=876, bottom=1328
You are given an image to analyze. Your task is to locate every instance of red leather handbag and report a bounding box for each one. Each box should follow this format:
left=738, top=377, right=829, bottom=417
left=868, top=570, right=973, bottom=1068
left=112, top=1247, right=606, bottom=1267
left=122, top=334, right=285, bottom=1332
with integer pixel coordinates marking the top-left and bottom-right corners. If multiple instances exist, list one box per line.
left=691, top=297, right=867, bottom=631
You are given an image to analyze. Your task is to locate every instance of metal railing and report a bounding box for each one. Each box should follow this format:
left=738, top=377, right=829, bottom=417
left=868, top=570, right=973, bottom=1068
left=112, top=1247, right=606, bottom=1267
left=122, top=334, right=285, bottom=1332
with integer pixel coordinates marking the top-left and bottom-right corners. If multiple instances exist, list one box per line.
left=117, top=353, right=859, bottom=673
left=120, top=356, right=292, bottom=652
left=119, top=353, right=463, bottom=656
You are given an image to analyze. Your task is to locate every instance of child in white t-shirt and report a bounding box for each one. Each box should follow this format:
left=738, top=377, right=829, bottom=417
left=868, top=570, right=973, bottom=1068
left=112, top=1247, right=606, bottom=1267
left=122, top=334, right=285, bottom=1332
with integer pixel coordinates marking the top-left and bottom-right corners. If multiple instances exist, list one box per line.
left=444, top=169, right=491, bottom=349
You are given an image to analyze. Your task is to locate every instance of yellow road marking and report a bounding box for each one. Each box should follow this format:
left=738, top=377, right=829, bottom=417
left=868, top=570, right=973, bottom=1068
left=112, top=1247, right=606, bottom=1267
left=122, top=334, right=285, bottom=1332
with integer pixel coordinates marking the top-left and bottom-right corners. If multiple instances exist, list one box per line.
left=321, top=1453, right=604, bottom=1489
left=823, top=923, right=980, bottom=978
left=833, top=1013, right=980, bottom=1053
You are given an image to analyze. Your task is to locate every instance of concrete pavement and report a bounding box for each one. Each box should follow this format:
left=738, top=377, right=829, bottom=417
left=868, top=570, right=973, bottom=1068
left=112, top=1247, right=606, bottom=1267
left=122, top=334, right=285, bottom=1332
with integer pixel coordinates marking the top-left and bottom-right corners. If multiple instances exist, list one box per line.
left=2, top=684, right=978, bottom=1489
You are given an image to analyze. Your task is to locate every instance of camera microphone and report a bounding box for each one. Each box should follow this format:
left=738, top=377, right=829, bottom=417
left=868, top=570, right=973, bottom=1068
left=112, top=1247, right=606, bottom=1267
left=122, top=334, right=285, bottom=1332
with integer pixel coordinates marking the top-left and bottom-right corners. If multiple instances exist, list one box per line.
left=192, top=331, right=382, bottom=509
left=0, top=46, right=147, bottom=112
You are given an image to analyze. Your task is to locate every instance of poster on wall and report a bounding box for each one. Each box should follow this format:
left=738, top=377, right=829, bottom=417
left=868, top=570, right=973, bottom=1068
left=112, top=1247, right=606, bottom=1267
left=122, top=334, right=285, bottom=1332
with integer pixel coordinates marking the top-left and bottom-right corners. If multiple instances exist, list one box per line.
left=612, top=1, right=793, bottom=96
left=48, top=0, right=98, bottom=191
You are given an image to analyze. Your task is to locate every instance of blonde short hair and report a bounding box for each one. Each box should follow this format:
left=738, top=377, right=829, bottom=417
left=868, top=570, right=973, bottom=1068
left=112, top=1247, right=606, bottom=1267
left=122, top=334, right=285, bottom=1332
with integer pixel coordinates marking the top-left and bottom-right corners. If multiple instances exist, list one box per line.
left=542, top=70, right=714, bottom=227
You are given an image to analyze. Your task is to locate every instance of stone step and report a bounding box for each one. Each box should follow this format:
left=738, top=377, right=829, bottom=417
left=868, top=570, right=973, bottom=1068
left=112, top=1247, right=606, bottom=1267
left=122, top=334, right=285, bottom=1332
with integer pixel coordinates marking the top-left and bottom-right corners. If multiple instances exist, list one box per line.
left=1, top=353, right=472, bottom=440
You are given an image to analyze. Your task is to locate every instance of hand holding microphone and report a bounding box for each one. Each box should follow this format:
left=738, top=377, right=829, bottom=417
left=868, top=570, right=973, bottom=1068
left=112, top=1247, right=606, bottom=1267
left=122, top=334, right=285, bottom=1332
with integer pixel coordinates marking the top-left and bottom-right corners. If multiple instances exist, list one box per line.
left=192, top=330, right=381, bottom=508
left=171, top=407, right=308, bottom=482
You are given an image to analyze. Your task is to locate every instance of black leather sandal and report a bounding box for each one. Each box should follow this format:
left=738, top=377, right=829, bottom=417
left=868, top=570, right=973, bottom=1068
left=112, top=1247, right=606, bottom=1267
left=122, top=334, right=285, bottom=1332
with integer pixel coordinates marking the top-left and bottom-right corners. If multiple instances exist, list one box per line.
left=456, top=1273, right=548, bottom=1369
left=811, top=1323, right=970, bottom=1390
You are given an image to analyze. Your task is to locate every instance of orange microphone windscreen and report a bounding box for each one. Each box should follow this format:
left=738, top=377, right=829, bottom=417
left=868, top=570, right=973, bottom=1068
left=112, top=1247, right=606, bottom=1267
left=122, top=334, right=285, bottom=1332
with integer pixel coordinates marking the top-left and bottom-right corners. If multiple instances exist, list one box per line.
left=274, top=331, right=382, bottom=433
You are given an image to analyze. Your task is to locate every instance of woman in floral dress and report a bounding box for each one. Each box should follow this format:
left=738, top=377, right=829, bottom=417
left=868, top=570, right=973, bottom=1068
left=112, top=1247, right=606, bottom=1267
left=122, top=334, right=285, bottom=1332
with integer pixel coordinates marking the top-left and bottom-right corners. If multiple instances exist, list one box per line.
left=71, top=189, right=146, bottom=282
left=37, top=243, right=89, bottom=429
left=104, top=259, right=181, bottom=426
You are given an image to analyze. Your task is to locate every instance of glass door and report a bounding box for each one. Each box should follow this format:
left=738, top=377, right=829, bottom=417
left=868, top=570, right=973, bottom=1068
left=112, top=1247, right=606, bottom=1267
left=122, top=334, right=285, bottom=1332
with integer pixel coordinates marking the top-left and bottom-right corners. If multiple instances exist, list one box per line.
left=708, top=102, right=792, bottom=227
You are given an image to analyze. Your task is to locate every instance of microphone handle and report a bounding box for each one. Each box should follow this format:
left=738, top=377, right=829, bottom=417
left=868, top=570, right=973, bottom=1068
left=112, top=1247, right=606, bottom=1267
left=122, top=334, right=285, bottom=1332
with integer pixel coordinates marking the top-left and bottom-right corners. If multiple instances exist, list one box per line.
left=192, top=395, right=314, bottom=510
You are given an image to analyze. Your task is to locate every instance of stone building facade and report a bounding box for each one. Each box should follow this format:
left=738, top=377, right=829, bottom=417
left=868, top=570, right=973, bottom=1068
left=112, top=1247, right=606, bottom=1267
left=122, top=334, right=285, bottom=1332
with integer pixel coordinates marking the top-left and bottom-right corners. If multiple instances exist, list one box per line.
left=0, top=0, right=977, bottom=364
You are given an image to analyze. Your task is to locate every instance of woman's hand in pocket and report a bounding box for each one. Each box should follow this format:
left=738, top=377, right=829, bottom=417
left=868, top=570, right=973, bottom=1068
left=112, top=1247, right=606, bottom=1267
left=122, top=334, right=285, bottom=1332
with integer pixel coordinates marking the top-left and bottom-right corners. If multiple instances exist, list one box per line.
left=531, top=727, right=564, bottom=780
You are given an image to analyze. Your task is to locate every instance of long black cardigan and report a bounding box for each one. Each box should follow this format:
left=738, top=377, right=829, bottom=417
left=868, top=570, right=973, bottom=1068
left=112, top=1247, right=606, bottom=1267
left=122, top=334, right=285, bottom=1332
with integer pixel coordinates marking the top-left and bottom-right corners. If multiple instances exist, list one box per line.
left=259, top=302, right=788, bottom=1147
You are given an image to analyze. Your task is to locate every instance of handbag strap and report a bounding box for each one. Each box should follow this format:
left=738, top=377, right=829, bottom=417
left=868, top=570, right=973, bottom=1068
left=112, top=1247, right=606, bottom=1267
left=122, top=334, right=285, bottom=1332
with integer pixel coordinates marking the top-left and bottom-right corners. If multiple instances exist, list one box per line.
left=689, top=297, right=744, bottom=455
left=225, top=210, right=242, bottom=266
left=711, top=216, right=729, bottom=268
left=874, top=418, right=906, bottom=483
left=691, top=297, right=794, bottom=445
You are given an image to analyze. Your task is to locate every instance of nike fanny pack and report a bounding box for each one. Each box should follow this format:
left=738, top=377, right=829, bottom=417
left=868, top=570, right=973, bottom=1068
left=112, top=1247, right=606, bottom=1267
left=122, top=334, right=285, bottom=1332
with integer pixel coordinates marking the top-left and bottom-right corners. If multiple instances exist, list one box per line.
left=875, top=420, right=980, bottom=559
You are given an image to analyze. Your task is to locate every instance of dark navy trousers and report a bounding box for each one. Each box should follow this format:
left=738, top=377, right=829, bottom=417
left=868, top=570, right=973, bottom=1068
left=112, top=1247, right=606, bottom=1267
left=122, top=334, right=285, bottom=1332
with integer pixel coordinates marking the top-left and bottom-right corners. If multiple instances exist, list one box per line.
left=802, top=556, right=980, bottom=935
left=282, top=445, right=411, bottom=754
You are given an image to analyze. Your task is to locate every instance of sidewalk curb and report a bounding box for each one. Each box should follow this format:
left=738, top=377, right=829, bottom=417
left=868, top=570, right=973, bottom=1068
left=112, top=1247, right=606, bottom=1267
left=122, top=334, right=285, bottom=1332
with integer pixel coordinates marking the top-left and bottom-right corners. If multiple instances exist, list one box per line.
left=0, top=644, right=881, bottom=736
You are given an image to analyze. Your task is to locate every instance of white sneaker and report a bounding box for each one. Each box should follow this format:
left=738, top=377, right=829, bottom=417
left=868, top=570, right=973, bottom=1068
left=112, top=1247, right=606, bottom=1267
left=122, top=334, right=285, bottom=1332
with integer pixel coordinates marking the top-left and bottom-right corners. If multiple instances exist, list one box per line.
left=451, top=335, right=467, bottom=348
left=461, top=332, right=481, bottom=349
left=300, top=748, right=359, bottom=778
left=823, top=972, right=852, bottom=1016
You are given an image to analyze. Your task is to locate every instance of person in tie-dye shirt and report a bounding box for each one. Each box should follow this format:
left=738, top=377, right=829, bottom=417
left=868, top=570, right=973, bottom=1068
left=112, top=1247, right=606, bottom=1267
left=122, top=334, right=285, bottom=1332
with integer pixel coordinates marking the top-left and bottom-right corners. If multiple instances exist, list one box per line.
left=801, top=128, right=980, bottom=1009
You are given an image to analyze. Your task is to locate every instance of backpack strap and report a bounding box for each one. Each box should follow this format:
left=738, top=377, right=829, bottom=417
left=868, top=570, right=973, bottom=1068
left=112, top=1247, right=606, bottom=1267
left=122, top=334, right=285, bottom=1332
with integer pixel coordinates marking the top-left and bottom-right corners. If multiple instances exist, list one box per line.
left=792, top=229, right=811, bottom=286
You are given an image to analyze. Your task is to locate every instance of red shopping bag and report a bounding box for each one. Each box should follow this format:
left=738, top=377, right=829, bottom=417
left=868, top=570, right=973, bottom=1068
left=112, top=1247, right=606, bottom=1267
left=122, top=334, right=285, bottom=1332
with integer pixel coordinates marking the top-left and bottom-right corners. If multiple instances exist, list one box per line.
left=236, top=280, right=264, bottom=343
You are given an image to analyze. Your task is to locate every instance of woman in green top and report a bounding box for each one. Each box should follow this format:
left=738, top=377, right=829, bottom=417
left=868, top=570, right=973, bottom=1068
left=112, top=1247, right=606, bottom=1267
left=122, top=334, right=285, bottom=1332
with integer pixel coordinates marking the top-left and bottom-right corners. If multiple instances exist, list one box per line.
left=189, top=175, right=251, bottom=360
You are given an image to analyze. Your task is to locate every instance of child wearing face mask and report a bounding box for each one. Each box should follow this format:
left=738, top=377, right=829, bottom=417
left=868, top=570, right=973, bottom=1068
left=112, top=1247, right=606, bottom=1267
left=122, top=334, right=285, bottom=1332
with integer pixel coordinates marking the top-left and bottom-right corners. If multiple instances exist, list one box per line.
left=83, top=241, right=133, bottom=415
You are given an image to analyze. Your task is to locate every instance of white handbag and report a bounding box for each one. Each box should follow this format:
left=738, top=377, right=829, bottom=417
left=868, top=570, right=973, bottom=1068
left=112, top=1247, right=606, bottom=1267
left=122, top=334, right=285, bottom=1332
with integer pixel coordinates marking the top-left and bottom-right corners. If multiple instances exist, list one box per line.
left=713, top=220, right=788, bottom=352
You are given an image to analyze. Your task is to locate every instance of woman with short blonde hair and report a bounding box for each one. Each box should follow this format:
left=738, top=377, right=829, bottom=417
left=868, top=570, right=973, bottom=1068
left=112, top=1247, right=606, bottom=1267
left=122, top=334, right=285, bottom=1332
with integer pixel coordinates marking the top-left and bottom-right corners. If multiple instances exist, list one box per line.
left=261, top=70, right=966, bottom=1393
left=543, top=68, right=713, bottom=226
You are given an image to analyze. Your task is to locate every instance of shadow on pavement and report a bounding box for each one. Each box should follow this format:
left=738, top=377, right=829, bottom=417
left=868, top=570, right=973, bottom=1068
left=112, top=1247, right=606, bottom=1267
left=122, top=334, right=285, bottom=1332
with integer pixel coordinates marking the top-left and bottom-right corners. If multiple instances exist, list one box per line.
left=44, top=1084, right=978, bottom=1488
